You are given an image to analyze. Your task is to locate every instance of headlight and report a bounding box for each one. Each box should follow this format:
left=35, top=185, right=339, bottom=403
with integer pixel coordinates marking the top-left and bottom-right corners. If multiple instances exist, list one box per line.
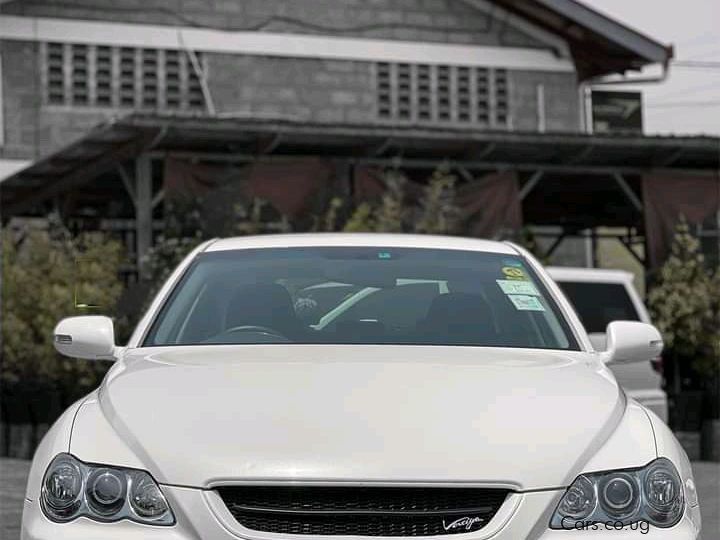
left=550, top=458, right=684, bottom=530
left=41, top=454, right=174, bottom=525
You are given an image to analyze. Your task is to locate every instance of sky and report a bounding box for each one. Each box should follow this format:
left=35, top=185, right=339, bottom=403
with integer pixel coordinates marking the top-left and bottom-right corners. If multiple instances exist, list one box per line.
left=582, top=0, right=720, bottom=136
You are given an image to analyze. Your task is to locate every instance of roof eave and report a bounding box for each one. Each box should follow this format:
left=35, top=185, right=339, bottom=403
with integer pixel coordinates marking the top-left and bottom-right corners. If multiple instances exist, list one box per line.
left=535, top=0, right=672, bottom=65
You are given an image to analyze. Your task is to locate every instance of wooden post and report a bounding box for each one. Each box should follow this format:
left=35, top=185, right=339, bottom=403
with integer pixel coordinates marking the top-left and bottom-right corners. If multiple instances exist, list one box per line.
left=135, top=154, right=152, bottom=279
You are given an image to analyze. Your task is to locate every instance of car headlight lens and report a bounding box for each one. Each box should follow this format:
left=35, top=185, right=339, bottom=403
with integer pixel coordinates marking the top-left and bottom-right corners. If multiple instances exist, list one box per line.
left=86, top=468, right=126, bottom=516
left=643, top=460, right=684, bottom=525
left=599, top=472, right=640, bottom=519
left=129, top=471, right=171, bottom=520
left=42, top=456, right=83, bottom=519
left=557, top=474, right=595, bottom=520
left=551, top=458, right=684, bottom=529
left=41, top=454, right=174, bottom=525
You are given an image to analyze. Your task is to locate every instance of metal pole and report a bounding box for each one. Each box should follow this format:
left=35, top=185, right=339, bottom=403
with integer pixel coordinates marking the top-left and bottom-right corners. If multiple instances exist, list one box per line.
left=135, top=154, right=152, bottom=279
left=536, top=84, right=546, bottom=134
left=584, top=229, right=593, bottom=268
left=591, top=228, right=599, bottom=268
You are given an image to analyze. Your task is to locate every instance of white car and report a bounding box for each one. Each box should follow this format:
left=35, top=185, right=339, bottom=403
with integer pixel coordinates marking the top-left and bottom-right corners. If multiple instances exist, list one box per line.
left=23, top=234, right=701, bottom=539
left=546, top=267, right=667, bottom=423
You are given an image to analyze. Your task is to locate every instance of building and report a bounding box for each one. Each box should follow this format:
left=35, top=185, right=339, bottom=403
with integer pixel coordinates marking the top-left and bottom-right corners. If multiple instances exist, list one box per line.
left=1, top=0, right=718, bottom=277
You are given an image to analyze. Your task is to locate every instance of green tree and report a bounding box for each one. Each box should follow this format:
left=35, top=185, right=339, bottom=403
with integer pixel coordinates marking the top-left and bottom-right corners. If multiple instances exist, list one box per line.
left=141, top=165, right=465, bottom=297
left=374, top=169, right=407, bottom=233
left=648, top=219, right=720, bottom=382
left=703, top=267, right=720, bottom=374
left=141, top=235, right=203, bottom=288
left=415, top=165, right=459, bottom=235
left=342, top=202, right=375, bottom=232
left=2, top=227, right=124, bottom=400
left=340, top=166, right=461, bottom=234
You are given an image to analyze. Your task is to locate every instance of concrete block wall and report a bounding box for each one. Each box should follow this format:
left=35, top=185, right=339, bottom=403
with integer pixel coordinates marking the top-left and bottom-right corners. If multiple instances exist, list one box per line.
left=1, top=42, right=116, bottom=161
left=208, top=55, right=375, bottom=123
left=510, top=71, right=580, bottom=133
left=1, top=0, right=583, bottom=161
left=207, top=55, right=581, bottom=131
left=2, top=0, right=545, bottom=48
left=1, top=41, right=41, bottom=160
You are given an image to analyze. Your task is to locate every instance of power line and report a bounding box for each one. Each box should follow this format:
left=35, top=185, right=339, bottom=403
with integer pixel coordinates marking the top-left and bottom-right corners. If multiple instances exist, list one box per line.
left=654, top=81, right=720, bottom=100
left=647, top=100, right=720, bottom=109
left=676, top=32, right=720, bottom=47
left=686, top=49, right=720, bottom=61
left=672, top=60, right=720, bottom=70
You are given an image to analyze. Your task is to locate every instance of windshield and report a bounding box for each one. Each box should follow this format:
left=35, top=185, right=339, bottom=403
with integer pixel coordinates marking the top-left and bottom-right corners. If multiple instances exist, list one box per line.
left=144, top=247, right=578, bottom=350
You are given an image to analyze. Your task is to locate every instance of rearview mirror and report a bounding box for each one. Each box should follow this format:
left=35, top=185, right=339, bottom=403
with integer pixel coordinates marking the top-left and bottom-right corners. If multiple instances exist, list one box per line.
left=600, top=321, right=663, bottom=365
left=53, top=316, right=117, bottom=360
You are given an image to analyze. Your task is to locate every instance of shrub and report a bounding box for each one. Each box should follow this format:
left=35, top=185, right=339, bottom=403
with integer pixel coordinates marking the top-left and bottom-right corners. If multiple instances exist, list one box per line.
left=415, top=165, right=459, bottom=235
left=141, top=235, right=203, bottom=290
left=140, top=166, right=464, bottom=297
left=1, top=226, right=124, bottom=403
left=648, top=219, right=720, bottom=381
left=337, top=166, right=461, bottom=234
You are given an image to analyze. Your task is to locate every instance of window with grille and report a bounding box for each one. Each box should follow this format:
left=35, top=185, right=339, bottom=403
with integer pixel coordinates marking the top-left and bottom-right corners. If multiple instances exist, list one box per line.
left=41, top=42, right=206, bottom=111
left=376, top=63, right=510, bottom=128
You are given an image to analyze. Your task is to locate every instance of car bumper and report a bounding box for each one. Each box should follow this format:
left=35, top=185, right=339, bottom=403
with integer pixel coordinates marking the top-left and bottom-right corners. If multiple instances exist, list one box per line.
left=22, top=487, right=701, bottom=540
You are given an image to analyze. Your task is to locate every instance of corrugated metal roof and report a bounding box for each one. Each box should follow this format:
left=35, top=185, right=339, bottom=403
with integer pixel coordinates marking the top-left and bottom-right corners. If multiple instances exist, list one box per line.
left=2, top=113, right=717, bottom=217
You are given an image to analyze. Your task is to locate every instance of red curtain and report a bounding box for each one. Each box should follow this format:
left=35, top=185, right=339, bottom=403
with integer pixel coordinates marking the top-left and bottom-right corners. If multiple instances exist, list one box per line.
left=642, top=172, right=720, bottom=267
left=353, top=167, right=522, bottom=239
left=456, top=171, right=522, bottom=239
left=164, top=157, right=221, bottom=197
left=165, top=158, right=523, bottom=238
left=164, top=157, right=334, bottom=218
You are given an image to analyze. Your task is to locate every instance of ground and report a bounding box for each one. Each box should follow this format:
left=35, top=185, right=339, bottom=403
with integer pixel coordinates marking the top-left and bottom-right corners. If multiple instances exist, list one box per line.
left=0, top=458, right=30, bottom=540
left=1, top=459, right=717, bottom=538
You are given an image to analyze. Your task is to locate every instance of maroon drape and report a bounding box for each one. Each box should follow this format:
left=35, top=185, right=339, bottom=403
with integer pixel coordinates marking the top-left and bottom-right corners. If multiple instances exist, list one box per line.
left=642, top=172, right=720, bottom=267
left=164, top=157, right=333, bottom=218
left=456, top=171, right=522, bottom=239
left=353, top=167, right=522, bottom=239
left=244, top=159, right=334, bottom=217
left=165, top=159, right=522, bottom=238
left=164, top=157, right=221, bottom=197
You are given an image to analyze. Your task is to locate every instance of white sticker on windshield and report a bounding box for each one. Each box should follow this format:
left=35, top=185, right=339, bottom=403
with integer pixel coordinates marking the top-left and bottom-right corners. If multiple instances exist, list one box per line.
left=508, top=294, right=546, bottom=312
left=496, top=280, right=539, bottom=296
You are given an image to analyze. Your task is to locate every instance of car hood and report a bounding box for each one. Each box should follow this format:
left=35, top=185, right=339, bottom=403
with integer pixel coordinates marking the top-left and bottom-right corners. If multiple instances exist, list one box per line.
left=88, top=345, right=625, bottom=490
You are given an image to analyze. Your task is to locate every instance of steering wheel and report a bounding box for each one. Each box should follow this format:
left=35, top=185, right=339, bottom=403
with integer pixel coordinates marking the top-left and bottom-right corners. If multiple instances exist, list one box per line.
left=223, top=325, right=288, bottom=339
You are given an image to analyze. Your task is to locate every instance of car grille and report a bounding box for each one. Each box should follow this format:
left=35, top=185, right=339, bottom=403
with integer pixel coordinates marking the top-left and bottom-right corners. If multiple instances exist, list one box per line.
left=216, top=486, right=511, bottom=536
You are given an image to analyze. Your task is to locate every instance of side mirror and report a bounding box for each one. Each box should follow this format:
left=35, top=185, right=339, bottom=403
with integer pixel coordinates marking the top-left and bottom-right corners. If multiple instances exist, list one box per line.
left=53, top=316, right=117, bottom=360
left=600, top=321, right=663, bottom=365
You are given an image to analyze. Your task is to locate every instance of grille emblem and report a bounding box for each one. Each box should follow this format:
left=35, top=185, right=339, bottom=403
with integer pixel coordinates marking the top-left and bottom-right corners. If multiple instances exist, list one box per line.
left=442, top=516, right=484, bottom=532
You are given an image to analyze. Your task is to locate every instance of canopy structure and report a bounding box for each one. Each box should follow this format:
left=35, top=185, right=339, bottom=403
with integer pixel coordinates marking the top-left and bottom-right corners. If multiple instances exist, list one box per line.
left=1, top=114, right=718, bottom=274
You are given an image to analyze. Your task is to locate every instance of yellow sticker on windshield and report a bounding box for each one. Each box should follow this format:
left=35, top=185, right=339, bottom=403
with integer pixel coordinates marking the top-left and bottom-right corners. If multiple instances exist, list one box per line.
left=501, top=267, right=527, bottom=280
